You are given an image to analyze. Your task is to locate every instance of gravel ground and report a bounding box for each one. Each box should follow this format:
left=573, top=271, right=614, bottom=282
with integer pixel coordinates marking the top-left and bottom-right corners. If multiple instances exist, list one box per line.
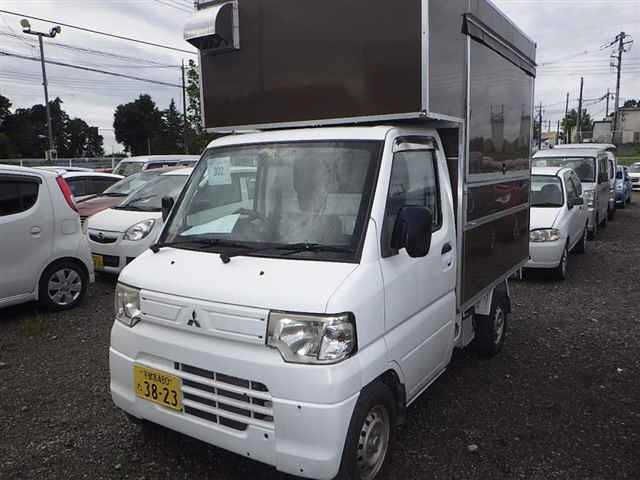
left=1, top=203, right=639, bottom=480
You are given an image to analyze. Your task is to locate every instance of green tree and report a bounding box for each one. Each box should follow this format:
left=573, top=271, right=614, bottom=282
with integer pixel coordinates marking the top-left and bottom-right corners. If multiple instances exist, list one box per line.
left=65, top=118, right=104, bottom=157
left=0, top=93, right=11, bottom=125
left=113, top=94, right=164, bottom=155
left=158, top=99, right=184, bottom=154
left=185, top=60, right=215, bottom=153
left=562, top=109, right=593, bottom=142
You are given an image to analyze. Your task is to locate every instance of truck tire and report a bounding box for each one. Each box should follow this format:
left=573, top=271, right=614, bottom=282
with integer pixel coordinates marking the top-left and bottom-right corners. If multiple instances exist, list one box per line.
left=336, top=381, right=396, bottom=480
left=38, top=260, right=88, bottom=311
left=473, top=291, right=508, bottom=357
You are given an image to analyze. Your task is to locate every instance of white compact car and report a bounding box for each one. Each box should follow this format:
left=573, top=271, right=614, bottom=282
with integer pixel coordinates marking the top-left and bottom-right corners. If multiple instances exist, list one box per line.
left=527, top=167, right=589, bottom=279
left=628, top=163, right=640, bottom=191
left=113, top=155, right=200, bottom=177
left=0, top=165, right=95, bottom=310
left=87, top=169, right=193, bottom=274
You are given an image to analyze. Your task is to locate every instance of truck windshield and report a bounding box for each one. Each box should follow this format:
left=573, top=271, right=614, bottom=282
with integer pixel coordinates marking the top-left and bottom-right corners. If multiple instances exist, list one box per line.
left=103, top=171, right=158, bottom=197
left=113, top=161, right=144, bottom=177
left=161, top=141, right=382, bottom=261
left=532, top=157, right=595, bottom=183
left=531, top=175, right=564, bottom=208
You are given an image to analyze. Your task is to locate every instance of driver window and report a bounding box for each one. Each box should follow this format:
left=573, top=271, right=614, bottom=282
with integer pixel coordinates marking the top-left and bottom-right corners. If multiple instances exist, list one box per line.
left=564, top=174, right=577, bottom=204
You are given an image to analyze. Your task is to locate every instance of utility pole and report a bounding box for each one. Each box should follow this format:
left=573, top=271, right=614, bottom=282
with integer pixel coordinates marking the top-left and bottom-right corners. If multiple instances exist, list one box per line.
left=608, top=32, right=634, bottom=144
left=537, top=103, right=543, bottom=150
left=564, top=92, right=570, bottom=144
left=556, top=120, right=560, bottom=145
left=20, top=19, right=61, bottom=161
left=605, top=88, right=611, bottom=117
left=576, top=77, right=584, bottom=144
left=181, top=59, right=189, bottom=154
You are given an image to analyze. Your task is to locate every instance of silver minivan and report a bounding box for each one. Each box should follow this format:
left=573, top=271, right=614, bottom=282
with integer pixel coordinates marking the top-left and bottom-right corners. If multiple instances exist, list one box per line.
left=533, top=147, right=610, bottom=239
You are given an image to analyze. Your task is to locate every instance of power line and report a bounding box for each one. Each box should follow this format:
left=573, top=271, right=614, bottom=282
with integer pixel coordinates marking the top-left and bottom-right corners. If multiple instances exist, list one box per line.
left=0, top=9, right=197, bottom=55
left=0, top=49, right=182, bottom=88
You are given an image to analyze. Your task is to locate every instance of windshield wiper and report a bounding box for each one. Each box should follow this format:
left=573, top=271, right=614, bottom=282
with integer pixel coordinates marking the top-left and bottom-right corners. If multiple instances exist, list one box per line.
left=275, top=242, right=355, bottom=256
left=150, top=238, right=254, bottom=254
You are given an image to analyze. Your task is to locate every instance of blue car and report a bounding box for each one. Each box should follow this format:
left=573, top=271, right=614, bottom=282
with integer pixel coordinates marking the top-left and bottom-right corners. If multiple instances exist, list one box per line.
left=615, top=166, right=632, bottom=207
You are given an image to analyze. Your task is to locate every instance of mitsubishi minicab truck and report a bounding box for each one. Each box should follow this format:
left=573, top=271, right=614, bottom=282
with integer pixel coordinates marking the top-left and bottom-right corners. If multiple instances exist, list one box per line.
left=109, top=1, right=536, bottom=479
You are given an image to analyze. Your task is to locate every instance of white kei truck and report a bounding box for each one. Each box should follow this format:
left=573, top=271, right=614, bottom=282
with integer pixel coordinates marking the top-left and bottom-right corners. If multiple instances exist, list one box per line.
left=109, top=1, right=536, bottom=479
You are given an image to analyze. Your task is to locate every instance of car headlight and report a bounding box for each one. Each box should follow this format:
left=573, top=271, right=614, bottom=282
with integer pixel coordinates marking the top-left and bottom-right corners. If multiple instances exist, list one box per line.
left=123, top=219, right=155, bottom=241
left=115, top=283, right=142, bottom=327
left=530, top=228, right=561, bottom=242
left=267, top=311, right=357, bottom=364
left=583, top=190, right=594, bottom=207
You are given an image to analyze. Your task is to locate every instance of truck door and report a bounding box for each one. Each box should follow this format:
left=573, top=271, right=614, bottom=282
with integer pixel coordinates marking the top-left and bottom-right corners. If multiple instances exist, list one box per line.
left=379, top=137, right=457, bottom=401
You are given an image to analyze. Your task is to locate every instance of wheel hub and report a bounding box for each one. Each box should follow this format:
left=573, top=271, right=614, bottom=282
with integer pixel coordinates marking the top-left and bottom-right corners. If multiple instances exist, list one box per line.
left=357, top=406, right=390, bottom=480
left=48, top=268, right=81, bottom=306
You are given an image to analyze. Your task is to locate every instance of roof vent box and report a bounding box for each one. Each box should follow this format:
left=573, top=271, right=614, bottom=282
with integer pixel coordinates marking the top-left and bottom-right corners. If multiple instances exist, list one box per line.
left=184, top=0, right=239, bottom=54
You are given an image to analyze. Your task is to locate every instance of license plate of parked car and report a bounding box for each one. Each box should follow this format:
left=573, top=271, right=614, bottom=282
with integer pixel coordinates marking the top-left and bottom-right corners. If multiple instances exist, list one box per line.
left=92, top=254, right=104, bottom=270
left=133, top=365, right=182, bottom=411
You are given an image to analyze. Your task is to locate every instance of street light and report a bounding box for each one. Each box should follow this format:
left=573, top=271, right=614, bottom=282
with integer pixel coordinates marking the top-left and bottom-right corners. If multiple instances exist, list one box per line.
left=21, top=18, right=62, bottom=162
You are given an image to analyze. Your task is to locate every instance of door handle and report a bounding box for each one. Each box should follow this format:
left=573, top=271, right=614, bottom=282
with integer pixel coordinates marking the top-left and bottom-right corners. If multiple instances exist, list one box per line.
left=30, top=226, right=41, bottom=236
left=441, top=243, right=453, bottom=254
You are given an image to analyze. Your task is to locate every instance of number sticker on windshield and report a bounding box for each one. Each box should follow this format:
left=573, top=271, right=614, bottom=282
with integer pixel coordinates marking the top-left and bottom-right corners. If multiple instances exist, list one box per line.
left=208, top=157, right=232, bottom=186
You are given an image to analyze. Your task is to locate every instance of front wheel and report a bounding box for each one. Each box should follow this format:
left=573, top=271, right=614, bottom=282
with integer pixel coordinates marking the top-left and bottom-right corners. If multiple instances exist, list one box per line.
left=553, top=245, right=569, bottom=281
left=337, top=382, right=395, bottom=480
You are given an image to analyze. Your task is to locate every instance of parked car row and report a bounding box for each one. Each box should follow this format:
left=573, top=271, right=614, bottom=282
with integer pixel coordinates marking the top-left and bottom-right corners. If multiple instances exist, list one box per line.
left=0, top=156, right=202, bottom=311
left=529, top=143, right=631, bottom=280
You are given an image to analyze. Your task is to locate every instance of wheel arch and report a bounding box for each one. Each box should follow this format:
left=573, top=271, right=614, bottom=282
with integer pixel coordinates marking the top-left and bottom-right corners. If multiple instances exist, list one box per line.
left=35, top=257, right=90, bottom=301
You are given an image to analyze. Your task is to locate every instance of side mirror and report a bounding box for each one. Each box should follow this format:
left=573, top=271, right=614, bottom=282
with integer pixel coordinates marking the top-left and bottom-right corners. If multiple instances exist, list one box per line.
left=161, top=196, right=175, bottom=222
left=391, top=207, right=433, bottom=258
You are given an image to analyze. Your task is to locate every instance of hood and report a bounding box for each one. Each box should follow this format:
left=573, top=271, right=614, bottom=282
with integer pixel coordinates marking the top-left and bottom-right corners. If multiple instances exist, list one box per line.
left=77, top=196, right=124, bottom=218
left=628, top=172, right=640, bottom=179
left=530, top=207, right=562, bottom=230
left=120, top=248, right=358, bottom=313
left=87, top=208, right=162, bottom=233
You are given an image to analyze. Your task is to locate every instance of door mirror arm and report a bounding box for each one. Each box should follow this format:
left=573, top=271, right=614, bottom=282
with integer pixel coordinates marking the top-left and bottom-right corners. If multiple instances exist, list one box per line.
left=161, top=196, right=175, bottom=222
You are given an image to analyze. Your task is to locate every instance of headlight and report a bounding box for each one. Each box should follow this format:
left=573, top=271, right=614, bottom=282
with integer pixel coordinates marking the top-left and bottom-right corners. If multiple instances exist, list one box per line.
left=123, top=219, right=155, bottom=241
left=530, top=228, right=561, bottom=242
left=583, top=190, right=594, bottom=207
left=267, top=312, right=357, bottom=364
left=115, top=283, right=142, bottom=327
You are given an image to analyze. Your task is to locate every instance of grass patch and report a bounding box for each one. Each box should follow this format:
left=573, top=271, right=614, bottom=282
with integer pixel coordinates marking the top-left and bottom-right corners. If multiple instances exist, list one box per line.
left=618, top=156, right=640, bottom=166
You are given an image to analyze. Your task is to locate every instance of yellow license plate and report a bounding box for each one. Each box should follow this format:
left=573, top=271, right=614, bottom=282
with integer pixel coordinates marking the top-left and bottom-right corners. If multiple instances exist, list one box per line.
left=92, top=254, right=104, bottom=270
left=134, top=365, right=183, bottom=411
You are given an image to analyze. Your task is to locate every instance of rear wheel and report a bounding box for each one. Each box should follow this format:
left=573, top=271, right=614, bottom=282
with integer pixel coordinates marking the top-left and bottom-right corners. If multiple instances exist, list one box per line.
left=473, top=291, right=509, bottom=357
left=38, top=260, right=88, bottom=310
left=588, top=219, right=597, bottom=240
left=337, top=382, right=395, bottom=480
left=573, top=227, right=587, bottom=254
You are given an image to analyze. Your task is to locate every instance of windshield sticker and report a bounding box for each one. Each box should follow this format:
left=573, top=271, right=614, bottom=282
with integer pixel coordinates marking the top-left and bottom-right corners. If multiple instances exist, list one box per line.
left=208, top=157, right=232, bottom=186
left=182, top=214, right=240, bottom=236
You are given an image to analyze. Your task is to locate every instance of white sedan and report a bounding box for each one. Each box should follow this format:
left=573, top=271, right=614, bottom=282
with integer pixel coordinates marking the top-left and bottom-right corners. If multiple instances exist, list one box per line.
left=87, top=168, right=193, bottom=274
left=526, top=167, right=589, bottom=280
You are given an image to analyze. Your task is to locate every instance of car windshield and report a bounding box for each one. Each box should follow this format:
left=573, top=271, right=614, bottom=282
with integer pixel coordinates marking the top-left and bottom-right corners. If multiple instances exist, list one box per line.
left=117, top=174, right=189, bottom=212
left=161, top=141, right=382, bottom=261
left=113, top=161, right=144, bottom=177
left=629, top=165, right=640, bottom=173
left=531, top=175, right=564, bottom=208
left=532, top=156, right=595, bottom=183
left=103, top=171, right=158, bottom=196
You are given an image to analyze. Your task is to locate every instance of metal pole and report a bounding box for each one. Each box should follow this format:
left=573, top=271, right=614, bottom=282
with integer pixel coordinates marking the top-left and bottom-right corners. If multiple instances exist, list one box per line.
left=577, top=77, right=584, bottom=144
left=537, top=103, right=543, bottom=150
left=556, top=120, right=560, bottom=145
left=605, top=88, right=610, bottom=117
left=181, top=59, right=189, bottom=154
left=613, top=33, right=625, bottom=145
left=38, top=34, right=54, bottom=161
left=564, top=93, right=569, bottom=144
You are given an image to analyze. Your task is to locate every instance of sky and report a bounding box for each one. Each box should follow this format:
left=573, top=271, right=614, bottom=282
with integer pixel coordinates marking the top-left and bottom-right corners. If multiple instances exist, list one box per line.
left=1, top=0, right=639, bottom=154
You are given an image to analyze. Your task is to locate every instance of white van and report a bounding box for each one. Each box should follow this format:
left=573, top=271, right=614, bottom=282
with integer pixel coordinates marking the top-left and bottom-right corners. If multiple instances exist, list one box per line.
left=533, top=148, right=610, bottom=239
left=0, top=165, right=94, bottom=310
left=113, top=155, right=200, bottom=177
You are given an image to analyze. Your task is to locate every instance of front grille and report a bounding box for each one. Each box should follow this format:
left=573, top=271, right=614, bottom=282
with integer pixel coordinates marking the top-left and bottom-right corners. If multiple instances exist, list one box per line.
left=175, top=362, right=274, bottom=432
left=89, top=232, right=118, bottom=244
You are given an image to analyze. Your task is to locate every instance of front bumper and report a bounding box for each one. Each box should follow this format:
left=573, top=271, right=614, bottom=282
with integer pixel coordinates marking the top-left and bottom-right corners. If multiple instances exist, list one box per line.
left=526, top=239, right=565, bottom=269
left=88, top=229, right=151, bottom=274
left=615, top=190, right=627, bottom=204
left=109, top=320, right=360, bottom=480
